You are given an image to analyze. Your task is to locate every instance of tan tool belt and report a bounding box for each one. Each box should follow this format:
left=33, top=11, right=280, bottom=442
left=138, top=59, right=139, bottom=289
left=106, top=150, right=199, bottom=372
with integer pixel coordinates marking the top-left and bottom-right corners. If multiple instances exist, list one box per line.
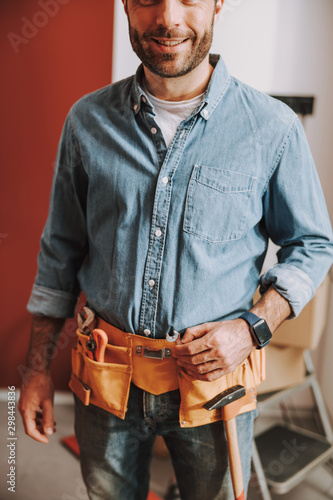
left=69, top=310, right=264, bottom=428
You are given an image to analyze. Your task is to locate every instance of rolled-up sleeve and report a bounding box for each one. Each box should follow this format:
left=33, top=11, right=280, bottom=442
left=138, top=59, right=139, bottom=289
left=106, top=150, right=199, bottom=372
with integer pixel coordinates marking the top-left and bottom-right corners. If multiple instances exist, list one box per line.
left=260, top=116, right=333, bottom=317
left=27, top=110, right=88, bottom=318
left=27, top=284, right=79, bottom=318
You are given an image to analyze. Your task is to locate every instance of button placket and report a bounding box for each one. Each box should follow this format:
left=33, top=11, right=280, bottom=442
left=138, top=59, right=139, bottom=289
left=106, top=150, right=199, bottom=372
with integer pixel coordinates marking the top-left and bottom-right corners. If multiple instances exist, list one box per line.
left=138, top=118, right=168, bottom=336
left=139, top=121, right=195, bottom=337
left=139, top=179, right=170, bottom=337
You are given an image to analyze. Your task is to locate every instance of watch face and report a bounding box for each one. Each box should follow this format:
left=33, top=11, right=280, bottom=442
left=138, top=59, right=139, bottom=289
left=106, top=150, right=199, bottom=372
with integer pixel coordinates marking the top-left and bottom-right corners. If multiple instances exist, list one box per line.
left=253, top=319, right=272, bottom=345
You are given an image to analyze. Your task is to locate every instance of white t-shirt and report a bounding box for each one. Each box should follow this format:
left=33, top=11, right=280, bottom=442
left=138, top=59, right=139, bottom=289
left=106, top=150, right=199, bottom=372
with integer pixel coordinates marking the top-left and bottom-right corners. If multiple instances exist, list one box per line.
left=143, top=86, right=203, bottom=148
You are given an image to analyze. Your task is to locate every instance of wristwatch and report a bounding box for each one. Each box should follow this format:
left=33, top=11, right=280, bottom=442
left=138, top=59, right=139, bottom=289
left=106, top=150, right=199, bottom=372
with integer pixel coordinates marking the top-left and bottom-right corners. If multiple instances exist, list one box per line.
left=239, top=312, right=272, bottom=349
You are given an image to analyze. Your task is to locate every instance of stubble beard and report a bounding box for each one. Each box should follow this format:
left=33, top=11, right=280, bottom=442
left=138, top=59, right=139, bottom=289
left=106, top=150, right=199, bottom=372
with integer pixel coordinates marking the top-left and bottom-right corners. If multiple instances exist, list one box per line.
left=128, top=20, right=215, bottom=79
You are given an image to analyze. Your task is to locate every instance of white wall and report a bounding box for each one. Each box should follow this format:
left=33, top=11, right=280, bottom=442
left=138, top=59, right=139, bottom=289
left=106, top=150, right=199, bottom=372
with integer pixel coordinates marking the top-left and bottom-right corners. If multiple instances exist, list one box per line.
left=113, top=0, right=140, bottom=82
left=113, top=0, right=333, bottom=419
left=211, top=0, right=279, bottom=91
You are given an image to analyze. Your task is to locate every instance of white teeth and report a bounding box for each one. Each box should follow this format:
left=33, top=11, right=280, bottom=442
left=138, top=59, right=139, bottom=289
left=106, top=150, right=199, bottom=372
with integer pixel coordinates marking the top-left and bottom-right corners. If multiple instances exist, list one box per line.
left=155, top=40, right=185, bottom=47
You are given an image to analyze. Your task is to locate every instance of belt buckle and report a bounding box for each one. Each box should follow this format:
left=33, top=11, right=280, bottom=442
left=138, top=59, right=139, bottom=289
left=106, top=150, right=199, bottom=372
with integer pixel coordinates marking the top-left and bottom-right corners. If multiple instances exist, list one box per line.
left=136, top=346, right=172, bottom=360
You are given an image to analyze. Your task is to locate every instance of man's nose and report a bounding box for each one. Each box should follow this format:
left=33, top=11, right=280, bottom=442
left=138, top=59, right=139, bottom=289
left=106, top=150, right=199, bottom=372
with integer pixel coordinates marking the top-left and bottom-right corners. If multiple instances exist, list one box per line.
left=155, top=0, right=181, bottom=29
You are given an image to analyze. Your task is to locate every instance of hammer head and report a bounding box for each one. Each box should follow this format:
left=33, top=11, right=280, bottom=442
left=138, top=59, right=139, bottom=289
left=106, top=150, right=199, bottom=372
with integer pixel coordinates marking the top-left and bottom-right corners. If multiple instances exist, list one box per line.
left=203, top=385, right=246, bottom=411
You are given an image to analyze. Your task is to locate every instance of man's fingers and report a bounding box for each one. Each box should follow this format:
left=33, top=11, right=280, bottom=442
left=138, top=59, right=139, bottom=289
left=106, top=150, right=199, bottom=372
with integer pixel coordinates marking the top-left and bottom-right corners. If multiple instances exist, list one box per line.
left=173, top=322, right=216, bottom=356
left=181, top=323, right=211, bottom=344
left=173, top=336, right=210, bottom=357
left=35, top=411, right=56, bottom=432
left=175, top=349, right=216, bottom=366
left=42, top=399, right=55, bottom=435
left=24, top=411, right=50, bottom=444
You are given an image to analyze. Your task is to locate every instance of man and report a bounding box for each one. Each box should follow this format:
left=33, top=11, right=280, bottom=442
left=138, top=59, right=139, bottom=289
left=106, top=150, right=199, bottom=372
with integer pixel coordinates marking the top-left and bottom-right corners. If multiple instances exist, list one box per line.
left=19, top=0, right=333, bottom=499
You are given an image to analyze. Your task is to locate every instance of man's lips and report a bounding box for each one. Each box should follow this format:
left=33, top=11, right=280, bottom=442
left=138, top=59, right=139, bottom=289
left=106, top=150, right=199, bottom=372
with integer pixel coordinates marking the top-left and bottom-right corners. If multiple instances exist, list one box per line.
left=152, top=38, right=189, bottom=46
left=150, top=37, right=190, bottom=51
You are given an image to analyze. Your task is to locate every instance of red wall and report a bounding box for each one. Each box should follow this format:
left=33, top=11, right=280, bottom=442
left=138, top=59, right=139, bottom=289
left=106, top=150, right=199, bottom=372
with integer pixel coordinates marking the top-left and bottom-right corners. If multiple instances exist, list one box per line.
left=0, top=0, right=114, bottom=390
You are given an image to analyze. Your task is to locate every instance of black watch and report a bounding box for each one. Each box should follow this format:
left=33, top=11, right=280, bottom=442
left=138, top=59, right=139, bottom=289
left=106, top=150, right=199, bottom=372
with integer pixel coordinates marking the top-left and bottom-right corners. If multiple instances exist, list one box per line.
left=239, top=312, right=272, bottom=349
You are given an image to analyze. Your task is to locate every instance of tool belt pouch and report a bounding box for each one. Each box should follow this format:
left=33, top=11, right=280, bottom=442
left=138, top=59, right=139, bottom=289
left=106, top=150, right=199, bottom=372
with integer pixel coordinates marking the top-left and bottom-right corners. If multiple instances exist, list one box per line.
left=69, top=330, right=132, bottom=419
left=178, top=348, right=264, bottom=427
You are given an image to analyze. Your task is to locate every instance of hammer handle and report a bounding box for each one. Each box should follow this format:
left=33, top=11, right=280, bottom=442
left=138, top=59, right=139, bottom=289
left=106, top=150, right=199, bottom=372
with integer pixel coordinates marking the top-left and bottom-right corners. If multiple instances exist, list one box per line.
left=224, top=418, right=245, bottom=500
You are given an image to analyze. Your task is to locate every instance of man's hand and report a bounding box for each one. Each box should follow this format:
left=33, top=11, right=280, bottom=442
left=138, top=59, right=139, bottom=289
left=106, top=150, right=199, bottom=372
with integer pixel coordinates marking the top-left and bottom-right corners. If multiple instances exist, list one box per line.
left=18, top=371, right=56, bottom=444
left=172, top=287, right=292, bottom=382
left=172, top=319, right=256, bottom=382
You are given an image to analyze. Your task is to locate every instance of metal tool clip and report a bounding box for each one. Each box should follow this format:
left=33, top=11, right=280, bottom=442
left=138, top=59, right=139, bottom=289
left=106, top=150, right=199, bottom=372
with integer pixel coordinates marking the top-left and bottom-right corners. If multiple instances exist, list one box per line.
left=166, top=329, right=180, bottom=343
left=136, top=346, right=172, bottom=359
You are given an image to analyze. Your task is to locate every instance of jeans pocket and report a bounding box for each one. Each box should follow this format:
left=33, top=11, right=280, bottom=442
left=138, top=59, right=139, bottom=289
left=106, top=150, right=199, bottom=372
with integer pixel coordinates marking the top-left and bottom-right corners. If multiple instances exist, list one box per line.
left=183, top=165, right=256, bottom=243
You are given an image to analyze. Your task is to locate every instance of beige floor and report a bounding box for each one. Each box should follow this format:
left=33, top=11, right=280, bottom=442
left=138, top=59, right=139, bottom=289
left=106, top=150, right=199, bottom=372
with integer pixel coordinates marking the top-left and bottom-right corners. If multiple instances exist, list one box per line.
left=0, top=392, right=332, bottom=500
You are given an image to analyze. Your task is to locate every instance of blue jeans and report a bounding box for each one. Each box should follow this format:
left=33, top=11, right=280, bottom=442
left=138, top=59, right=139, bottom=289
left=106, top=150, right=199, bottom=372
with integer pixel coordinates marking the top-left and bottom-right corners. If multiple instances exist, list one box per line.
left=74, top=384, right=256, bottom=500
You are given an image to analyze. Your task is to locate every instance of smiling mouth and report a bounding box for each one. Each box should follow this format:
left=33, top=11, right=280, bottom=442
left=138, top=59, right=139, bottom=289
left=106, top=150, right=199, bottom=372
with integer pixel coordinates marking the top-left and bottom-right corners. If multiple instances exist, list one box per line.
left=152, top=38, right=188, bottom=47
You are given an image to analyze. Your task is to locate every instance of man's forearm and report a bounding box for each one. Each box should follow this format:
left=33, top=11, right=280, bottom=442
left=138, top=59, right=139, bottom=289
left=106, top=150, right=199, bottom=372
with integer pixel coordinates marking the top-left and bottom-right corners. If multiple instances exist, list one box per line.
left=251, top=286, right=292, bottom=333
left=25, top=314, right=66, bottom=375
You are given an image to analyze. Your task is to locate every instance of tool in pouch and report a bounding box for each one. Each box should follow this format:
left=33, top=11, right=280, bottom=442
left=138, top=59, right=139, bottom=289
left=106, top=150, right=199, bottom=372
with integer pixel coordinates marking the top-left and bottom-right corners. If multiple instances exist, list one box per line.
left=78, top=308, right=108, bottom=362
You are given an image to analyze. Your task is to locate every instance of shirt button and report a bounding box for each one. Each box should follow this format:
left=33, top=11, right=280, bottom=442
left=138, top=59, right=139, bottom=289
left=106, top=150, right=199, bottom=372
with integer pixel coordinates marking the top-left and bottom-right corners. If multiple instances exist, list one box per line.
left=162, top=177, right=169, bottom=185
left=155, top=228, right=162, bottom=237
left=133, top=104, right=138, bottom=112
left=151, top=127, right=157, bottom=135
left=142, top=96, right=146, bottom=103
left=143, top=329, right=151, bottom=337
left=203, top=109, right=208, bottom=116
left=148, top=279, right=155, bottom=288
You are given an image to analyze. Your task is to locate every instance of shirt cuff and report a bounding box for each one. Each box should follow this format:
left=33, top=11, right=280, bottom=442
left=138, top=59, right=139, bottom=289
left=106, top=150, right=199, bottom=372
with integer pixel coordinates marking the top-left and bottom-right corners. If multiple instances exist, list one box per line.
left=27, top=284, right=78, bottom=318
left=259, top=264, right=315, bottom=317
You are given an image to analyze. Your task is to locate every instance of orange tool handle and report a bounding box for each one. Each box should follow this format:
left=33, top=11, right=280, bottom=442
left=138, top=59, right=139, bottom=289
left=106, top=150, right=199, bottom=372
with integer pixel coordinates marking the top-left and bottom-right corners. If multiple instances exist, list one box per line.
left=92, top=329, right=108, bottom=363
left=224, top=418, right=245, bottom=500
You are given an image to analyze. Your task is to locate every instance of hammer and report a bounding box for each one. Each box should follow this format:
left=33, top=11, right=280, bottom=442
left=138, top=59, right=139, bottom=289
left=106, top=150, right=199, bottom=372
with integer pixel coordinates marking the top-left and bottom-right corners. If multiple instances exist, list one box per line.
left=204, top=385, right=253, bottom=500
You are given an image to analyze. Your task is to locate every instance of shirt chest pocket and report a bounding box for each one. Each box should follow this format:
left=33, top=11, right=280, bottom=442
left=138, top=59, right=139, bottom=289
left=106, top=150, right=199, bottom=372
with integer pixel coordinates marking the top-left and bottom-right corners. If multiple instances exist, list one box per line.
left=183, top=165, right=256, bottom=243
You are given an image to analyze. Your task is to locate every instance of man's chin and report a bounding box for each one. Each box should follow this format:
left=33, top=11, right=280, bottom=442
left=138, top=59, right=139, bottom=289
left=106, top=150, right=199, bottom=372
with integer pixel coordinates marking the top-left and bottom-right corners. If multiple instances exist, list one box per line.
left=144, top=57, right=195, bottom=79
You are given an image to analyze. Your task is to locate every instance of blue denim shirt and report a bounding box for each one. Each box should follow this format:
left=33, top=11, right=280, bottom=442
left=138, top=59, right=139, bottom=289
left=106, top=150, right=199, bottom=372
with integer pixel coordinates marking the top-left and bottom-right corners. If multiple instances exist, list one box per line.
left=28, top=55, right=333, bottom=338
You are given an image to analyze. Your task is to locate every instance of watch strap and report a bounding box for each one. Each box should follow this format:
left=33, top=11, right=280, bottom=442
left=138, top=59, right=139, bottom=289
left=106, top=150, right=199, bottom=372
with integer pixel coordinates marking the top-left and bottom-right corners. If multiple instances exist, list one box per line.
left=239, top=311, right=261, bottom=327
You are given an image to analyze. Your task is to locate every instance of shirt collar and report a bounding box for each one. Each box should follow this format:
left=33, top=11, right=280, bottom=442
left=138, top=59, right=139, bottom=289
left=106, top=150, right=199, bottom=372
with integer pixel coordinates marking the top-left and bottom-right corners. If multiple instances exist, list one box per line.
left=132, top=65, right=148, bottom=115
left=131, top=54, right=230, bottom=120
